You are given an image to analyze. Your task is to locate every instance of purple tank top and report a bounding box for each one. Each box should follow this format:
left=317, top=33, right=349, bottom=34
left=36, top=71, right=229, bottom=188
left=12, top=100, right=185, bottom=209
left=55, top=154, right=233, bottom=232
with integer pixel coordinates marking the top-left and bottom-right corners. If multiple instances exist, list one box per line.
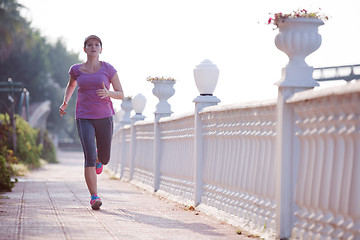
left=69, top=61, right=117, bottom=119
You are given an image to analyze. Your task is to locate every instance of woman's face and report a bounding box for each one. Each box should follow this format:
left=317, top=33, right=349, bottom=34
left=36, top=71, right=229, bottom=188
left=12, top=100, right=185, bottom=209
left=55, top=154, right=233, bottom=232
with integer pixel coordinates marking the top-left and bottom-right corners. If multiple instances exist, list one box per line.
left=84, top=39, right=102, bottom=56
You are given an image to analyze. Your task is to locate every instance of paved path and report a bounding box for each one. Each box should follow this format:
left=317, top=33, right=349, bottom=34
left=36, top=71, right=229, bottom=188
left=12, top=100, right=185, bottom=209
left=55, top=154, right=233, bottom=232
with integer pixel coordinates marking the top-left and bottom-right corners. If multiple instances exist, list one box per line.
left=0, top=151, right=253, bottom=240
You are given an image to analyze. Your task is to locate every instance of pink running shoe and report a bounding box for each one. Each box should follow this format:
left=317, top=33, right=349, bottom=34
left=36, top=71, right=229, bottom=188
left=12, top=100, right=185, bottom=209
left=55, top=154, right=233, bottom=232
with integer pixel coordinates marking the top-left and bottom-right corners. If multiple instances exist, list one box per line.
left=96, top=159, right=103, bottom=175
left=90, top=194, right=102, bottom=210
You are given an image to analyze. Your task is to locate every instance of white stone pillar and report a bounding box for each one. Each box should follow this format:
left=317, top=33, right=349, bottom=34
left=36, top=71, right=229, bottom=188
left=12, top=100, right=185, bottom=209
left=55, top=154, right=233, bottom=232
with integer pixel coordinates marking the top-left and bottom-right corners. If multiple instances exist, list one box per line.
left=150, top=79, right=176, bottom=191
left=193, top=60, right=220, bottom=206
left=129, top=94, right=147, bottom=181
left=274, top=18, right=324, bottom=239
left=118, top=98, right=132, bottom=179
left=193, top=96, right=220, bottom=206
left=118, top=130, right=127, bottom=179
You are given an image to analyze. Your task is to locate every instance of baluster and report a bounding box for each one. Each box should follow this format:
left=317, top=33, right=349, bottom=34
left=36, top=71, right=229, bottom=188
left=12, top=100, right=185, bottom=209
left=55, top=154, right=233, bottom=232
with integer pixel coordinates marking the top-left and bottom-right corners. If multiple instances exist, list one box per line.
left=348, top=116, right=360, bottom=238
left=330, top=133, right=346, bottom=239
left=339, top=98, right=357, bottom=239
left=318, top=129, right=335, bottom=237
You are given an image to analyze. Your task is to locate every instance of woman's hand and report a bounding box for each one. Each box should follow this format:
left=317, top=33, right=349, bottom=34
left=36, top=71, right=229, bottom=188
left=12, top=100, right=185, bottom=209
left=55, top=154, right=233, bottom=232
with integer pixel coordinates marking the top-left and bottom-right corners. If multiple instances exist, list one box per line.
left=97, top=82, right=110, bottom=99
left=59, top=101, right=68, bottom=118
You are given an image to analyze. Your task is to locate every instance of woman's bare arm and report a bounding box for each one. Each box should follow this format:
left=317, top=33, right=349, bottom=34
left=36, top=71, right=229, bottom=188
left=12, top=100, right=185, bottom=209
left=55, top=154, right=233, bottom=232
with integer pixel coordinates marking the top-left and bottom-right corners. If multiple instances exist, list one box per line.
left=59, top=76, right=77, bottom=117
left=97, top=73, right=124, bottom=100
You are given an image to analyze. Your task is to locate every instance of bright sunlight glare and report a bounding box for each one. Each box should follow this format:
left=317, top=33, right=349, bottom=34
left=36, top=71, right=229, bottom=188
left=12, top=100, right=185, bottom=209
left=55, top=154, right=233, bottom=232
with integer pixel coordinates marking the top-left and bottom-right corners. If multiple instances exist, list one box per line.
left=19, top=0, right=360, bottom=119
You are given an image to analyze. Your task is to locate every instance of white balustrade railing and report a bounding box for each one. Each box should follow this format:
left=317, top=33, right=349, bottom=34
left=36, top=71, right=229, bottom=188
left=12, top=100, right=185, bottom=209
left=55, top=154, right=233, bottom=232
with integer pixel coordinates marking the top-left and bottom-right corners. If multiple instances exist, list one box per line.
left=107, top=17, right=360, bottom=239
left=158, top=113, right=195, bottom=201
left=200, top=101, right=277, bottom=230
left=110, top=100, right=278, bottom=236
left=131, top=121, right=154, bottom=187
left=109, top=81, right=360, bottom=240
left=288, top=83, right=360, bottom=240
left=110, top=126, right=131, bottom=179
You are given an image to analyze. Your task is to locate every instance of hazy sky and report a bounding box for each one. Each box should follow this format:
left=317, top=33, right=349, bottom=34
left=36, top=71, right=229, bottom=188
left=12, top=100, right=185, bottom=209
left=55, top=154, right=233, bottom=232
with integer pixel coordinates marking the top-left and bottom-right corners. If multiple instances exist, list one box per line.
left=19, top=0, right=360, bottom=119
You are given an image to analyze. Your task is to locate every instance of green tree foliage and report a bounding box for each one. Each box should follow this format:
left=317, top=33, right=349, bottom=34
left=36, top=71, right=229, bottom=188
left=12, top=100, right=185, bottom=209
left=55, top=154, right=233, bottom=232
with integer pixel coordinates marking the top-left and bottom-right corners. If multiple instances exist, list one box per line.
left=0, top=113, right=48, bottom=192
left=0, top=114, right=18, bottom=165
left=1, top=113, right=56, bottom=164
left=1, top=114, right=42, bottom=167
left=46, top=39, right=79, bottom=139
left=14, top=114, right=42, bottom=167
left=0, top=155, right=15, bottom=192
left=0, top=0, right=29, bottom=62
left=0, top=0, right=81, bottom=140
left=38, top=130, right=57, bottom=163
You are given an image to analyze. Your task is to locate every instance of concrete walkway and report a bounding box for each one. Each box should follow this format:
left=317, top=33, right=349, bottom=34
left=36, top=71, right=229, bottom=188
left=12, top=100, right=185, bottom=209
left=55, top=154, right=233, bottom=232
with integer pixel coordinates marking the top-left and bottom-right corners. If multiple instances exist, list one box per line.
left=0, top=151, right=254, bottom=240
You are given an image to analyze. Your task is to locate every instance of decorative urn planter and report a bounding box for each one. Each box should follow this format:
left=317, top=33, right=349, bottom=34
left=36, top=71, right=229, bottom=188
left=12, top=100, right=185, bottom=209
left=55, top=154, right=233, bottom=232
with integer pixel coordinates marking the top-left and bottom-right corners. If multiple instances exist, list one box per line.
left=275, top=18, right=324, bottom=87
left=151, top=80, right=175, bottom=114
left=193, top=59, right=219, bottom=95
left=120, top=97, right=132, bottom=124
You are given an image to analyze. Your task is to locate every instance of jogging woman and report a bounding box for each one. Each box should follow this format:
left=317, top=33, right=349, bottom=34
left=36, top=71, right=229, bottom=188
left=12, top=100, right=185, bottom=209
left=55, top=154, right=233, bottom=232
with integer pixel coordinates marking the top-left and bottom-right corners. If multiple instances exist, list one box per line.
left=59, top=35, right=124, bottom=210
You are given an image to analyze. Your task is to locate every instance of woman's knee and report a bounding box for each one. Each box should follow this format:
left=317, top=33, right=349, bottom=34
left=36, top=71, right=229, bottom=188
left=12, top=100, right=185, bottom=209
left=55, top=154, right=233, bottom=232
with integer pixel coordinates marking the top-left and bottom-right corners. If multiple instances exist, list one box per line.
left=99, top=156, right=110, bottom=165
left=97, top=149, right=110, bottom=165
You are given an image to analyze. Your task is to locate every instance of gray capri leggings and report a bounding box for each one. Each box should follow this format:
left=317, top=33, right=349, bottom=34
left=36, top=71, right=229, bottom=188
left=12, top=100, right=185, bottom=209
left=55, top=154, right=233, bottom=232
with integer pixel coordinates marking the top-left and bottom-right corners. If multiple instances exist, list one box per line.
left=76, top=117, right=113, bottom=167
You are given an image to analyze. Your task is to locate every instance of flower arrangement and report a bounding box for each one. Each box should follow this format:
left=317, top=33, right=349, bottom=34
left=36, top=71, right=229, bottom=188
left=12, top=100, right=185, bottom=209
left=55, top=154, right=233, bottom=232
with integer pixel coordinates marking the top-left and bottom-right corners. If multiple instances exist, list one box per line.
left=146, top=76, right=176, bottom=82
left=268, top=9, right=328, bottom=28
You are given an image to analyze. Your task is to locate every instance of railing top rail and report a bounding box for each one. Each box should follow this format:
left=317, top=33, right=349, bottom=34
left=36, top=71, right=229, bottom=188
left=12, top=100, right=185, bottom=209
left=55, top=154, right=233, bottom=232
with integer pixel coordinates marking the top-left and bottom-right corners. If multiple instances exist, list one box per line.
left=114, top=124, right=131, bottom=135
left=158, top=111, right=195, bottom=123
left=200, top=99, right=277, bottom=114
left=313, top=64, right=360, bottom=82
left=133, top=119, right=154, bottom=126
left=287, top=80, right=360, bottom=103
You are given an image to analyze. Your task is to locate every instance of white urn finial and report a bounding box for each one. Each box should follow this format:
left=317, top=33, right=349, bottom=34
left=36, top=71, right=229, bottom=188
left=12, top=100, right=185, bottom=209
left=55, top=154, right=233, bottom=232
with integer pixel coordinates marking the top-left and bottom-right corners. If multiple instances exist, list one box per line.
left=132, top=93, right=146, bottom=115
left=151, top=79, right=176, bottom=114
left=120, top=97, right=132, bottom=124
left=193, top=59, right=219, bottom=95
left=275, top=18, right=324, bottom=87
